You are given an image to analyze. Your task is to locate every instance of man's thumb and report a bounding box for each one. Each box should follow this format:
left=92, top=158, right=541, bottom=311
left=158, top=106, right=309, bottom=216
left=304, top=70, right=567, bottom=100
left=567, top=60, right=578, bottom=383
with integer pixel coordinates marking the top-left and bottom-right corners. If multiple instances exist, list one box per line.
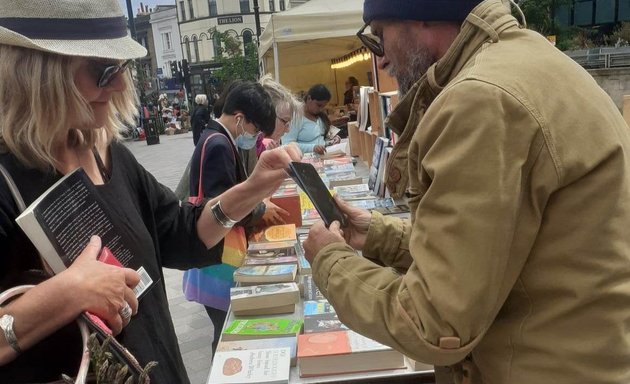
left=329, top=221, right=343, bottom=236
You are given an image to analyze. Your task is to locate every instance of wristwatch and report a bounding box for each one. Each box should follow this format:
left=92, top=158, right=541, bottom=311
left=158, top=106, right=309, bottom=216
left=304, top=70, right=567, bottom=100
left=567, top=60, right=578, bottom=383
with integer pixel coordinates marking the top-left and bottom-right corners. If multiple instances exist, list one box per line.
left=210, top=201, right=238, bottom=228
left=0, top=314, right=21, bottom=354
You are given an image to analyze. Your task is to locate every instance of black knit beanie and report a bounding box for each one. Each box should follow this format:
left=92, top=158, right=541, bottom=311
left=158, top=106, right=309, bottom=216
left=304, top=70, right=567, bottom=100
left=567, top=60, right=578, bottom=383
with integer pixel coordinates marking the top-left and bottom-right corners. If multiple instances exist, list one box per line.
left=363, top=0, right=483, bottom=24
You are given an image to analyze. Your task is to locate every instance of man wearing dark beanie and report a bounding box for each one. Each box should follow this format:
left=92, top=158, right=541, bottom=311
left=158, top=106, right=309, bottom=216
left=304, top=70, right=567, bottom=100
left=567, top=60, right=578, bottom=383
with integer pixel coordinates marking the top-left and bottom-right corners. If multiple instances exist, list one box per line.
left=304, top=0, right=630, bottom=383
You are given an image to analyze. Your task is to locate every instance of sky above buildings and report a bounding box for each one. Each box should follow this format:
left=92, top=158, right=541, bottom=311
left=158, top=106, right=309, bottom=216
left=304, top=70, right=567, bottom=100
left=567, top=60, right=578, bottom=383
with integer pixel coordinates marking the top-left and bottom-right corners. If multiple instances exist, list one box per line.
left=118, top=0, right=171, bottom=16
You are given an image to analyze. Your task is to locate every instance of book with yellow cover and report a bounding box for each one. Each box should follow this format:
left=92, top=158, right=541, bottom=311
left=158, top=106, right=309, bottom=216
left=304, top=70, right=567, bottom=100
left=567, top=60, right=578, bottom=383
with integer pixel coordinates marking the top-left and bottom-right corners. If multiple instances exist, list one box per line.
left=249, top=224, right=297, bottom=244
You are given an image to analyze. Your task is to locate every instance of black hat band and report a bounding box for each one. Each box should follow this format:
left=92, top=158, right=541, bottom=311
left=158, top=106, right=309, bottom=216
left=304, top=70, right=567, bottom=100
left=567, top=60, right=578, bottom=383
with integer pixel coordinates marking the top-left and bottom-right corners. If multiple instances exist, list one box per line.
left=0, top=16, right=128, bottom=40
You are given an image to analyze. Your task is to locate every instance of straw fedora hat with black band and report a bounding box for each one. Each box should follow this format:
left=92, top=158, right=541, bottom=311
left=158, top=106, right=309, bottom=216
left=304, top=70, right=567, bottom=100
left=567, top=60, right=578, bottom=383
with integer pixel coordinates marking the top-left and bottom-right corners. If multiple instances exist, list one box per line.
left=0, top=0, right=147, bottom=60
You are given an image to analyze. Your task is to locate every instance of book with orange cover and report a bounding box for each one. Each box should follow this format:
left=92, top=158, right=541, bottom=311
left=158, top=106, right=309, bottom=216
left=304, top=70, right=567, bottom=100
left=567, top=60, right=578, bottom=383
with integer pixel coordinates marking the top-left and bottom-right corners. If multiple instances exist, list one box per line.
left=297, top=330, right=405, bottom=377
left=270, top=194, right=302, bottom=228
left=249, top=224, right=297, bottom=244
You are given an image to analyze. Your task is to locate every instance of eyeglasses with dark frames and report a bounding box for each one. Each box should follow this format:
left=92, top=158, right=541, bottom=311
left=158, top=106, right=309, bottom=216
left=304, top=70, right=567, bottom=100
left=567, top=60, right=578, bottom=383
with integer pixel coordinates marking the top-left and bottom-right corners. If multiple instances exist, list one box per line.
left=356, top=23, right=383, bottom=57
left=94, top=60, right=132, bottom=88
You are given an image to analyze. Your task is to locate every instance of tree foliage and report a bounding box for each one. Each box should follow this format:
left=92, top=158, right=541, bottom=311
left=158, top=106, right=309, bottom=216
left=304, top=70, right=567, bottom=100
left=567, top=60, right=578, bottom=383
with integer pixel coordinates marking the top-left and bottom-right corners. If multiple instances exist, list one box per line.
left=211, top=28, right=258, bottom=86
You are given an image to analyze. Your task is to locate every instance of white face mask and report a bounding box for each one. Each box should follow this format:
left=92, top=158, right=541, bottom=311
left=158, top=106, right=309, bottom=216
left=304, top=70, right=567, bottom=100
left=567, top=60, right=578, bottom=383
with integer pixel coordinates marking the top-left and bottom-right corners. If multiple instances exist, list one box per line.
left=235, top=118, right=257, bottom=150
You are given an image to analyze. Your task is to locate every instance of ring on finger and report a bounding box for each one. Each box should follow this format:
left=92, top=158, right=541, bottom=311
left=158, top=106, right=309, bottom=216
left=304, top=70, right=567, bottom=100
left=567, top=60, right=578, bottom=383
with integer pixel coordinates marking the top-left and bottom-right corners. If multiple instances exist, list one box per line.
left=119, top=301, right=132, bottom=320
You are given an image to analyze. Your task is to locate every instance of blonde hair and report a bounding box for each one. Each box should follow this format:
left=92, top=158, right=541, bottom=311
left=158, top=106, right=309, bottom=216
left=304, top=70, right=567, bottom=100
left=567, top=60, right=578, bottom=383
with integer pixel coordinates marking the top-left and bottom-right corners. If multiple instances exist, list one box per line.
left=258, top=74, right=303, bottom=119
left=0, top=45, right=138, bottom=170
left=195, top=94, right=208, bottom=105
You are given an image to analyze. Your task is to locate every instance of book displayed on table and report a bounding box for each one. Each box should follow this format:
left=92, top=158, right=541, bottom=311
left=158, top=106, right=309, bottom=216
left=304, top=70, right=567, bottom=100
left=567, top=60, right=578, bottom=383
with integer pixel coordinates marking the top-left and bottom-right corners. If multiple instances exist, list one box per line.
left=216, top=337, right=298, bottom=367
left=15, top=167, right=154, bottom=299
left=303, top=312, right=349, bottom=334
left=230, top=283, right=300, bottom=316
left=300, top=207, right=321, bottom=228
left=301, top=275, right=324, bottom=301
left=242, top=255, right=298, bottom=266
left=368, top=137, right=387, bottom=191
left=249, top=224, right=297, bottom=244
left=269, top=186, right=302, bottom=228
left=323, top=162, right=354, bottom=175
left=347, top=197, right=410, bottom=215
left=222, top=318, right=304, bottom=341
left=303, top=299, right=335, bottom=316
left=297, top=330, right=405, bottom=377
left=208, top=347, right=291, bottom=384
left=233, top=264, right=298, bottom=285
left=247, top=241, right=297, bottom=256
left=232, top=304, right=297, bottom=317
left=333, top=183, right=375, bottom=201
left=295, top=236, right=311, bottom=275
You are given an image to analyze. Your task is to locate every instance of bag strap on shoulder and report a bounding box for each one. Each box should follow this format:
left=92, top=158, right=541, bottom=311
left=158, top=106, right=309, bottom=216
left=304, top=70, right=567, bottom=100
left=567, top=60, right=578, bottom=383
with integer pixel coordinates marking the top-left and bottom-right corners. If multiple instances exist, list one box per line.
left=196, top=132, right=237, bottom=198
left=0, top=163, right=26, bottom=213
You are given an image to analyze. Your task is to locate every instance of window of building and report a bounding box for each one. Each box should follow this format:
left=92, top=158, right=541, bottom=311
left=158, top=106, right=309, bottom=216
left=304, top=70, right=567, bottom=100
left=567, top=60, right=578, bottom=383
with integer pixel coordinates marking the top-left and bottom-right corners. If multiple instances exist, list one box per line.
left=184, top=37, right=191, bottom=61
left=162, top=32, right=172, bottom=50
left=240, top=0, right=250, bottom=13
left=188, top=0, right=195, bottom=19
left=279, top=0, right=285, bottom=11
left=243, top=29, right=253, bottom=54
left=193, top=36, right=200, bottom=62
left=208, top=0, right=217, bottom=16
left=180, top=1, right=186, bottom=20
left=269, top=0, right=275, bottom=12
left=213, top=33, right=221, bottom=59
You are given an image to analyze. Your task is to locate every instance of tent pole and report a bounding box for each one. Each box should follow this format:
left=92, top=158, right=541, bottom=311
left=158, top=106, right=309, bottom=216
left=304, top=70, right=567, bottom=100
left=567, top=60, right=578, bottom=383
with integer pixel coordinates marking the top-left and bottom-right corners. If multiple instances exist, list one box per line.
left=334, top=69, right=339, bottom=106
left=273, top=42, right=280, bottom=82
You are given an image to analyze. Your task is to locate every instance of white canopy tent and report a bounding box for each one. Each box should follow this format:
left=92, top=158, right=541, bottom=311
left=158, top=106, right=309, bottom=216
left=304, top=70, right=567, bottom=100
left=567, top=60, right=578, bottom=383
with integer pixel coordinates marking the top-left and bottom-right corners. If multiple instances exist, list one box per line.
left=258, top=0, right=368, bottom=101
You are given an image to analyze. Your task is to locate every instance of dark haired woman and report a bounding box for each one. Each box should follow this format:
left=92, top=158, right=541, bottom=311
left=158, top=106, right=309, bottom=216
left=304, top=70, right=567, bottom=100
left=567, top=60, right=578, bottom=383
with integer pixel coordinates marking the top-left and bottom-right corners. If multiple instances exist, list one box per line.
left=282, top=84, right=339, bottom=155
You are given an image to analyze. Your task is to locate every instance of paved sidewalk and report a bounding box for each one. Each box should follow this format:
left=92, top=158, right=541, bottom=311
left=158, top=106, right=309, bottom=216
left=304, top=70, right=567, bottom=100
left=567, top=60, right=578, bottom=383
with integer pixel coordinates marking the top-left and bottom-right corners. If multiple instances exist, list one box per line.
left=124, top=132, right=212, bottom=384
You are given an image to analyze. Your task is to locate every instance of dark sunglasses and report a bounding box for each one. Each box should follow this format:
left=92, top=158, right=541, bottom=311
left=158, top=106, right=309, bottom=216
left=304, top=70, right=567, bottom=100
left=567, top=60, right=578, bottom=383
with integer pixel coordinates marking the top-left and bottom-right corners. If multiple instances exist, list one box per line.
left=356, top=23, right=383, bottom=57
left=93, top=60, right=131, bottom=88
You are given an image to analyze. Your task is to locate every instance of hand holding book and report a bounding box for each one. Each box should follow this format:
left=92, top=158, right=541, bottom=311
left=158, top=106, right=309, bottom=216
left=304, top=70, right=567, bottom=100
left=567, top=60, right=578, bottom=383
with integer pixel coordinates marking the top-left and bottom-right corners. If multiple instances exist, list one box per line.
left=63, top=235, right=140, bottom=335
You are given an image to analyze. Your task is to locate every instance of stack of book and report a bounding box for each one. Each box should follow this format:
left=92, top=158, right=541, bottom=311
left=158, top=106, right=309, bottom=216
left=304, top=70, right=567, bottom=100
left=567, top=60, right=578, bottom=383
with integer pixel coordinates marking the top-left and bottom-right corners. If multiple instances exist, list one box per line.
left=234, top=225, right=300, bottom=286
left=303, top=298, right=348, bottom=334
left=297, top=329, right=405, bottom=377
left=230, top=282, right=300, bottom=316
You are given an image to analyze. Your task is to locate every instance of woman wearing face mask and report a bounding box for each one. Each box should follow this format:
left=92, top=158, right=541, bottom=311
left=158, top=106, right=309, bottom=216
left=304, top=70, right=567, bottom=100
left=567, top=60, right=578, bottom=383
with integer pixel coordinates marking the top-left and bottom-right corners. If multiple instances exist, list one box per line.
left=183, top=81, right=289, bottom=356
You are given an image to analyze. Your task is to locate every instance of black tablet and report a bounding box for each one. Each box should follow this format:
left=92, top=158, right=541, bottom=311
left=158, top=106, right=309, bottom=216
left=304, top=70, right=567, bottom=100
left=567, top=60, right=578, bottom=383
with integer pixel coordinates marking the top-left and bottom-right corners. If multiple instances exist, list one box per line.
left=287, top=162, right=347, bottom=228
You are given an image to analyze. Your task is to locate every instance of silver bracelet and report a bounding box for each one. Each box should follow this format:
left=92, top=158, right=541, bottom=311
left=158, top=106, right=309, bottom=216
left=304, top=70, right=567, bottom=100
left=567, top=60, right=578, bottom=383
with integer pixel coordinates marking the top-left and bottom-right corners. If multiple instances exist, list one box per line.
left=210, top=201, right=238, bottom=229
left=0, top=314, right=21, bottom=354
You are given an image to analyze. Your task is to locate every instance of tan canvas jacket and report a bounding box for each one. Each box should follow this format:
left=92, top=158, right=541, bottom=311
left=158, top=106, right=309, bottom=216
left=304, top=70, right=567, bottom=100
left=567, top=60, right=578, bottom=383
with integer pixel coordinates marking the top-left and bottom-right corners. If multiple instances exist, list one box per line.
left=311, top=1, right=630, bottom=383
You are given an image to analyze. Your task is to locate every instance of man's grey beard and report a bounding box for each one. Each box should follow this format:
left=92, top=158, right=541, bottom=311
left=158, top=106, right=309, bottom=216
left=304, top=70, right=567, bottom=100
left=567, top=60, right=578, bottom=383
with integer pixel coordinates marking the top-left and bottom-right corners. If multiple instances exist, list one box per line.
left=388, top=45, right=434, bottom=97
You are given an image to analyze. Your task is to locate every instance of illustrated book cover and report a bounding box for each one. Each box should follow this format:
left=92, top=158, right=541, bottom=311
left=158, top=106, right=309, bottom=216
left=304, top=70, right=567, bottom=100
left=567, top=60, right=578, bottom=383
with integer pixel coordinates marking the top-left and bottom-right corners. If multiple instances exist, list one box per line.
left=297, top=330, right=404, bottom=377
left=216, top=337, right=298, bottom=367
left=207, top=347, right=291, bottom=384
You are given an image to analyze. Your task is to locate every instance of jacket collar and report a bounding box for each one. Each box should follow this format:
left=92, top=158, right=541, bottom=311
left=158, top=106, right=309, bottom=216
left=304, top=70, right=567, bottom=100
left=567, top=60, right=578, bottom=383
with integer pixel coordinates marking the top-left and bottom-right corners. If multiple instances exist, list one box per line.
left=383, top=0, right=520, bottom=197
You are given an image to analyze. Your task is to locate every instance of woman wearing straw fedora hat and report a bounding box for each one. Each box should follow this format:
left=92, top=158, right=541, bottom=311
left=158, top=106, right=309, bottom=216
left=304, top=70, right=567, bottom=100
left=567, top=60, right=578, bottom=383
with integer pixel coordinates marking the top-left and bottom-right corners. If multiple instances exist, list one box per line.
left=0, top=0, right=301, bottom=382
